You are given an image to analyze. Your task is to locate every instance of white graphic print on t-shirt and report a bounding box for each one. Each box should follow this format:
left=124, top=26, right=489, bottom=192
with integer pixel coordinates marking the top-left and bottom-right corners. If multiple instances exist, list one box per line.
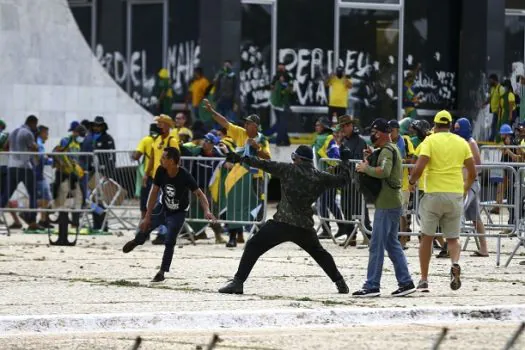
left=163, top=184, right=179, bottom=210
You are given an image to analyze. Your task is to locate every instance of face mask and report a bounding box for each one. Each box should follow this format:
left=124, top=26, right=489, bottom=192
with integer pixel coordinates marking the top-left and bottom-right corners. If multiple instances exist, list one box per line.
left=76, top=136, right=85, bottom=143
left=370, top=134, right=378, bottom=145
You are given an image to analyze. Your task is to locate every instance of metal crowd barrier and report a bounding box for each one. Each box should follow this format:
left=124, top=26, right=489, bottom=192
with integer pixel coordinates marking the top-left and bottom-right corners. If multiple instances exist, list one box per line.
left=314, top=153, right=525, bottom=266
left=315, top=158, right=368, bottom=247
left=0, top=151, right=99, bottom=240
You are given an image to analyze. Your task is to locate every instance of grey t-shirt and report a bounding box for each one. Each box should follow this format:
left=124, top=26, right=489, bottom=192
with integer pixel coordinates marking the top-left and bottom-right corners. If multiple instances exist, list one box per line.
left=8, top=125, right=35, bottom=168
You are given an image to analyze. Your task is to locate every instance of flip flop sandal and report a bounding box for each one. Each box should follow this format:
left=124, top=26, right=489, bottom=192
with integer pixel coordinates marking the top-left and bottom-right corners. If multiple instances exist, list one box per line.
left=470, top=251, right=489, bottom=257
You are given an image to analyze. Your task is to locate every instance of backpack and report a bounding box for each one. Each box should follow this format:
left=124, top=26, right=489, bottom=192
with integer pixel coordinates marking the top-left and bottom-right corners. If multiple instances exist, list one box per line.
left=355, top=145, right=400, bottom=204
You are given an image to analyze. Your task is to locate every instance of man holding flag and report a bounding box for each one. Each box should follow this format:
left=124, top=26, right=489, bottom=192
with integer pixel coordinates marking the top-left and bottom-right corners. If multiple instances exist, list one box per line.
left=204, top=99, right=271, bottom=247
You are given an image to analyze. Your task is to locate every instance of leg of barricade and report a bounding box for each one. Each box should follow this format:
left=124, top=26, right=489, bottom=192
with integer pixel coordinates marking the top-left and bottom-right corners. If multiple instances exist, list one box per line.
left=496, top=235, right=501, bottom=267
left=48, top=211, right=78, bottom=246
left=0, top=211, right=9, bottom=236
left=504, top=239, right=523, bottom=267
left=462, top=236, right=470, bottom=251
left=342, top=224, right=358, bottom=249
left=182, top=222, right=196, bottom=245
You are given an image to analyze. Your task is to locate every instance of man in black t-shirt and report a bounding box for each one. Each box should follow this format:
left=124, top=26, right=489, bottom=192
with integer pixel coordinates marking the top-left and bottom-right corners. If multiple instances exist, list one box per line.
left=123, top=147, right=216, bottom=282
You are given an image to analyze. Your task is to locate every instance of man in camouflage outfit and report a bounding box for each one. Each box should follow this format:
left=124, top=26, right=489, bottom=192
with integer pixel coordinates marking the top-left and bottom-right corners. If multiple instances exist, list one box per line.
left=218, top=145, right=351, bottom=295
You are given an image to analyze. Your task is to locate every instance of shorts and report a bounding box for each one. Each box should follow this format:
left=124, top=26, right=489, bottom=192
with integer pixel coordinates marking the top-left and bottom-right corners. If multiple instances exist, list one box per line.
left=140, top=177, right=153, bottom=212
left=464, top=180, right=481, bottom=221
left=419, top=192, right=463, bottom=239
left=36, top=179, right=51, bottom=201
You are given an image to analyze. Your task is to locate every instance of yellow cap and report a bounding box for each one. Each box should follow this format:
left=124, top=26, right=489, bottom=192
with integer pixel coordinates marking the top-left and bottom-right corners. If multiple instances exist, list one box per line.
left=433, top=110, right=452, bottom=124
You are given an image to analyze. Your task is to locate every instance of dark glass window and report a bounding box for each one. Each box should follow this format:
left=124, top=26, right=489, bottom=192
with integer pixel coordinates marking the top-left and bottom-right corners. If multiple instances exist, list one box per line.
left=70, top=5, right=92, bottom=47
left=240, top=3, right=272, bottom=128
left=404, top=0, right=460, bottom=112
left=168, top=0, right=200, bottom=104
left=130, top=3, right=164, bottom=109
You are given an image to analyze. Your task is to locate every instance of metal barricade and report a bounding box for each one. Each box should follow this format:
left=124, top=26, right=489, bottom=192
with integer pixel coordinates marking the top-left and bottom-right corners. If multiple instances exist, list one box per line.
left=0, top=151, right=97, bottom=243
left=91, top=150, right=142, bottom=231
left=315, top=158, right=367, bottom=247
left=88, top=151, right=269, bottom=239
left=505, top=166, right=525, bottom=267
left=480, top=145, right=525, bottom=165
left=182, top=156, right=268, bottom=236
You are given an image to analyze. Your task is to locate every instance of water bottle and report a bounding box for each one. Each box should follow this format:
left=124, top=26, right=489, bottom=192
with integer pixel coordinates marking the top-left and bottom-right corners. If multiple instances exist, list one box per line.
left=90, top=203, right=104, bottom=215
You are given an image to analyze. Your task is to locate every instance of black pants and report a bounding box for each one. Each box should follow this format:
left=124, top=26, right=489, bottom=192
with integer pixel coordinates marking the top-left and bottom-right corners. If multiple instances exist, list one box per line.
left=328, top=106, right=347, bottom=119
left=134, top=204, right=185, bottom=272
left=234, top=220, right=343, bottom=282
left=1, top=167, right=37, bottom=223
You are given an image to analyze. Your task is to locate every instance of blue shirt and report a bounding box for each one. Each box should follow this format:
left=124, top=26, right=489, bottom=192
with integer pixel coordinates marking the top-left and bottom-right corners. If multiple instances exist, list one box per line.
left=396, top=136, right=406, bottom=159
left=327, top=139, right=340, bottom=159
left=35, top=137, right=51, bottom=181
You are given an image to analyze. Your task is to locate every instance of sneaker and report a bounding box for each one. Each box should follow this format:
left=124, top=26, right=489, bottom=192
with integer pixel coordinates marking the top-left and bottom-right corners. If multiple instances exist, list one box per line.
left=8, top=223, right=23, bottom=230
left=352, top=288, right=380, bottom=297
left=391, top=282, right=416, bottom=297
left=417, top=280, right=429, bottom=293
left=335, top=279, right=349, bottom=294
left=218, top=278, right=244, bottom=294
left=152, top=235, right=165, bottom=245
left=122, top=240, right=138, bottom=253
left=194, top=232, right=207, bottom=240
left=237, top=233, right=245, bottom=244
left=151, top=271, right=165, bottom=283
left=226, top=233, right=237, bottom=248
left=38, top=220, right=54, bottom=229
left=436, top=249, right=449, bottom=259
left=450, top=263, right=461, bottom=290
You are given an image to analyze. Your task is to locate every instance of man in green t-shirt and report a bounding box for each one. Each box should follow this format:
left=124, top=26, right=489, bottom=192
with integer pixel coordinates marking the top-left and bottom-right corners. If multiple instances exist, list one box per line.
left=268, top=63, right=293, bottom=146
left=353, top=118, right=415, bottom=298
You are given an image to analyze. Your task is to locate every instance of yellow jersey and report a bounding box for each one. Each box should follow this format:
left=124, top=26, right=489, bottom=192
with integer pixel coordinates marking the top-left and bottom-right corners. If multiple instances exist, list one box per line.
left=418, top=132, right=472, bottom=194
left=135, top=135, right=155, bottom=172
left=327, top=76, right=351, bottom=108
left=150, top=133, right=179, bottom=176
left=227, top=123, right=271, bottom=178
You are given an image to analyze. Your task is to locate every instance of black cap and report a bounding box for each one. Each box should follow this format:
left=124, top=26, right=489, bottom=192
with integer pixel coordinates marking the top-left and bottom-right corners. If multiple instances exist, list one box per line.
left=93, top=116, right=108, bottom=129
left=387, top=120, right=400, bottom=129
left=370, top=118, right=391, bottom=133
left=243, top=114, right=260, bottom=126
left=292, top=145, right=313, bottom=162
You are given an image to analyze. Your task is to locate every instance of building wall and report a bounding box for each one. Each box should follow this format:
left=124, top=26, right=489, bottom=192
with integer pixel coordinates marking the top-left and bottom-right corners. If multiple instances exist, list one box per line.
left=0, top=0, right=150, bottom=149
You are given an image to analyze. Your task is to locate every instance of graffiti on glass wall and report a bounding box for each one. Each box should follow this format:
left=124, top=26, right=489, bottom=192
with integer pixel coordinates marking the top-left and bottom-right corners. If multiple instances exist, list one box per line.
left=237, top=47, right=457, bottom=113
left=95, top=41, right=200, bottom=109
left=239, top=43, right=272, bottom=108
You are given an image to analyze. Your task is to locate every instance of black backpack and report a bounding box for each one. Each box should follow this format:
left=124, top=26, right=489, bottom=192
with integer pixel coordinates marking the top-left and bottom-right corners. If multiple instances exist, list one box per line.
left=355, top=145, right=400, bottom=204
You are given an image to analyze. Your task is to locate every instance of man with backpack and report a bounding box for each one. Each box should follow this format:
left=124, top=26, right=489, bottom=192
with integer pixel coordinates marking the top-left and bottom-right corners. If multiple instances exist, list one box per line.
left=352, top=118, right=416, bottom=297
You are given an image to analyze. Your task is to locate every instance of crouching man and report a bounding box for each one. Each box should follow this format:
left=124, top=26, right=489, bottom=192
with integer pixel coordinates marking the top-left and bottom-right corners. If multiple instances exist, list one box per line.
left=219, top=145, right=351, bottom=295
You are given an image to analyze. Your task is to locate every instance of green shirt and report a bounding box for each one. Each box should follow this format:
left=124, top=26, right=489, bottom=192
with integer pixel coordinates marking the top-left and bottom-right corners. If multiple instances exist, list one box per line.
left=364, top=143, right=402, bottom=209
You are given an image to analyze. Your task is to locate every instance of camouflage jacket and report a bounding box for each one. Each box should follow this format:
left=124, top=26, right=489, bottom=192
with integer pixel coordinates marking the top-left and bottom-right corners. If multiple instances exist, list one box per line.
left=242, top=157, right=351, bottom=230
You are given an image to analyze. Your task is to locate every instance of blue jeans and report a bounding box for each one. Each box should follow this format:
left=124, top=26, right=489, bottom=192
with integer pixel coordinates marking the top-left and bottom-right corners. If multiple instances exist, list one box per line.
left=364, top=207, right=412, bottom=290
left=133, top=204, right=186, bottom=272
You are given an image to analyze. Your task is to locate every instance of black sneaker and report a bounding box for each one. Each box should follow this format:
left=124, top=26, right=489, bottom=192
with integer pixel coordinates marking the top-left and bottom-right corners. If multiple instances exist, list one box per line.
left=335, top=279, right=349, bottom=294
left=225, top=234, right=237, bottom=248
left=417, top=280, right=429, bottom=293
left=391, top=282, right=416, bottom=297
left=152, top=235, right=165, bottom=245
left=352, top=288, right=380, bottom=297
left=151, top=271, right=165, bottom=283
left=218, top=278, right=244, bottom=294
left=450, top=263, right=461, bottom=290
left=38, top=220, right=54, bottom=229
left=436, top=249, right=449, bottom=258
left=122, top=240, right=138, bottom=253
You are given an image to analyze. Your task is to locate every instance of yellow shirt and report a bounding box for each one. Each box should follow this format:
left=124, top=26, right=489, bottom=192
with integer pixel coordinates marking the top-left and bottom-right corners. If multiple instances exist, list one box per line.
left=490, top=84, right=505, bottom=113
left=401, top=135, right=415, bottom=191
left=189, top=77, right=211, bottom=107
left=413, top=144, right=428, bottom=191
left=327, top=77, right=351, bottom=108
left=150, top=133, right=180, bottom=176
left=172, top=127, right=193, bottom=140
left=418, top=132, right=473, bottom=194
left=227, top=123, right=271, bottom=177
left=135, top=135, right=155, bottom=172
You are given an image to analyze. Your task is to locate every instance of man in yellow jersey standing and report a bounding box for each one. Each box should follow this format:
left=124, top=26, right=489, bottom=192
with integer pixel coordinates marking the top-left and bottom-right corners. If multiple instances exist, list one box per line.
left=144, top=115, right=180, bottom=244
left=409, top=110, right=477, bottom=292
left=133, top=123, right=160, bottom=219
left=484, top=74, right=506, bottom=142
left=326, top=66, right=352, bottom=120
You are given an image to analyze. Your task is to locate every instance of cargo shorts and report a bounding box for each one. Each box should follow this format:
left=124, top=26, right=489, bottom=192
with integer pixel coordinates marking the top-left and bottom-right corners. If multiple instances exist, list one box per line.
left=419, top=192, right=463, bottom=239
